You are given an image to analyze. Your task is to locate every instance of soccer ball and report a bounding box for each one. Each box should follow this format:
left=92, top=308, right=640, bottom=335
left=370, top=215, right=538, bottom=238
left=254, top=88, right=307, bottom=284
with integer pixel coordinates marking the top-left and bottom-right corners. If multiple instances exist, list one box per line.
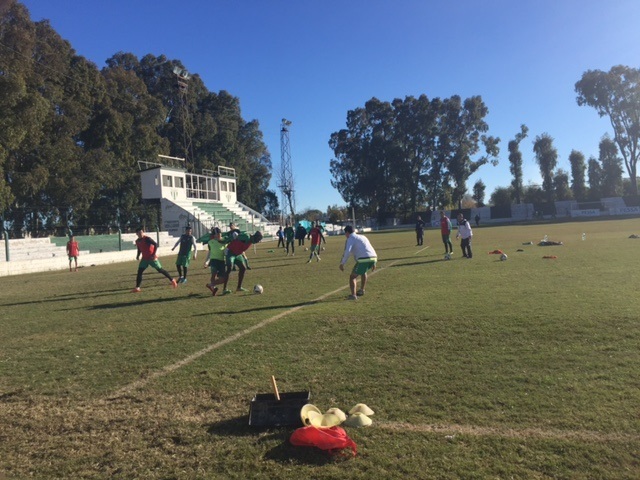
left=500, top=253, right=508, bottom=261
left=253, top=284, right=264, bottom=294
left=444, top=253, right=451, bottom=260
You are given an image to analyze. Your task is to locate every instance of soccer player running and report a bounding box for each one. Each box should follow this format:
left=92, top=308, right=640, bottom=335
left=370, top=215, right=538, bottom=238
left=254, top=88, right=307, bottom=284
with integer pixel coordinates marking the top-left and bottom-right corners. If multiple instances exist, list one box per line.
left=171, top=225, right=197, bottom=283
left=339, top=225, right=377, bottom=300
left=439, top=211, right=453, bottom=255
left=66, top=235, right=80, bottom=272
left=306, top=221, right=326, bottom=263
left=132, top=227, right=178, bottom=292
left=210, top=231, right=263, bottom=294
left=204, top=227, right=227, bottom=296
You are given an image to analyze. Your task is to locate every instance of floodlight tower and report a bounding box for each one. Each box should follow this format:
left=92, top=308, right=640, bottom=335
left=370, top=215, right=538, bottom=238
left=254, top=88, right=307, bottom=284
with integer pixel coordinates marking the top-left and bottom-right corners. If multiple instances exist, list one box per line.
left=173, top=66, right=194, bottom=170
left=279, top=118, right=296, bottom=224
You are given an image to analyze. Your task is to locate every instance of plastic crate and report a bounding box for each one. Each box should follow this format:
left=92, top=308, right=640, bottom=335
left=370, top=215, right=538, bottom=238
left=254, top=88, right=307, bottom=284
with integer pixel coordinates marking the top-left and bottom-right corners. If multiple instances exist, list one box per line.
left=248, top=391, right=311, bottom=427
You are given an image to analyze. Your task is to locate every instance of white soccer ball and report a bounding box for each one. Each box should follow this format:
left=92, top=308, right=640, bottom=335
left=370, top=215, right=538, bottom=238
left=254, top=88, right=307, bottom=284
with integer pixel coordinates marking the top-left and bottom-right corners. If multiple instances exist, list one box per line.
left=253, top=284, right=264, bottom=294
left=444, top=253, right=451, bottom=260
left=500, top=253, right=508, bottom=261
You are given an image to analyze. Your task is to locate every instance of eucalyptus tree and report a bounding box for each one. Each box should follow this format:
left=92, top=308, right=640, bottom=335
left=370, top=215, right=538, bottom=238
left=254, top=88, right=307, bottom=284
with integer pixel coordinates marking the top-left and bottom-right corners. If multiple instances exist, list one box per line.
left=329, top=98, right=397, bottom=222
left=598, top=136, right=623, bottom=197
left=438, top=95, right=500, bottom=209
left=568, top=150, right=587, bottom=201
left=533, top=133, right=558, bottom=203
left=2, top=7, right=108, bottom=234
left=553, top=169, right=573, bottom=201
left=587, top=157, right=602, bottom=200
left=392, top=95, right=438, bottom=216
left=508, top=124, right=528, bottom=204
left=85, top=52, right=169, bottom=228
left=490, top=186, right=513, bottom=207
left=576, top=65, right=640, bottom=195
left=0, top=0, right=42, bottom=214
left=472, top=179, right=486, bottom=207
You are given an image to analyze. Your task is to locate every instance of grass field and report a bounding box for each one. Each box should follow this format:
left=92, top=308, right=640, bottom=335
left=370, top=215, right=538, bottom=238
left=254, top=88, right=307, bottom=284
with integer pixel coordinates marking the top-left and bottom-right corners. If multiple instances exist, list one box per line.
left=1, top=218, right=639, bottom=479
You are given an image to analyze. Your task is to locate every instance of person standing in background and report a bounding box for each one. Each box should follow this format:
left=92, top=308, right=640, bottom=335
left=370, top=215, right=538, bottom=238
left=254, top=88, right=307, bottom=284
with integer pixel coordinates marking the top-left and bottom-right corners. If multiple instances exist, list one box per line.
left=440, top=211, right=453, bottom=255
left=415, top=215, right=425, bottom=246
left=66, top=235, right=79, bottom=272
left=456, top=213, right=473, bottom=259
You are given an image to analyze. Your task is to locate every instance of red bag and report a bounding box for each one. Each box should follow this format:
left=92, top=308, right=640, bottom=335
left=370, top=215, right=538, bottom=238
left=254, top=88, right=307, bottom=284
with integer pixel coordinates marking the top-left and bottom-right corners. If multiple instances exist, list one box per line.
left=290, top=426, right=357, bottom=456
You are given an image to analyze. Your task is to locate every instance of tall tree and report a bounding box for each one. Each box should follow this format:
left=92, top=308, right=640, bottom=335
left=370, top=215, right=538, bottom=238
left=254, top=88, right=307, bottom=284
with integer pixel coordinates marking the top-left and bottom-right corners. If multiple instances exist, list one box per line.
left=438, top=95, right=500, bottom=209
left=598, top=136, right=623, bottom=197
left=576, top=65, right=640, bottom=196
left=553, top=169, right=573, bottom=201
left=490, top=186, right=514, bottom=207
left=330, top=98, right=397, bottom=222
left=329, top=94, right=499, bottom=219
left=508, top=124, right=528, bottom=204
left=568, top=150, right=587, bottom=201
left=587, top=157, right=602, bottom=200
left=472, top=180, right=486, bottom=207
left=533, top=133, right=558, bottom=203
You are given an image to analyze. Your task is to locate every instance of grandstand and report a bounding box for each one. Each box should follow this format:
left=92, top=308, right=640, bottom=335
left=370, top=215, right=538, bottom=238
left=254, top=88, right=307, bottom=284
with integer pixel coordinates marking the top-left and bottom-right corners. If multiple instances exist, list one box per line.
left=139, top=160, right=277, bottom=239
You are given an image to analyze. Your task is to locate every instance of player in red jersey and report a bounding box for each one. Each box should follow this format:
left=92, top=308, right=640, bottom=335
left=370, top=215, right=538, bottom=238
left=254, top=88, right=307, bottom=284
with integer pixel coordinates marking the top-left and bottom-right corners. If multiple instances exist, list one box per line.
left=132, top=227, right=178, bottom=292
left=209, top=231, right=262, bottom=294
left=66, top=235, right=80, bottom=272
left=306, top=222, right=326, bottom=263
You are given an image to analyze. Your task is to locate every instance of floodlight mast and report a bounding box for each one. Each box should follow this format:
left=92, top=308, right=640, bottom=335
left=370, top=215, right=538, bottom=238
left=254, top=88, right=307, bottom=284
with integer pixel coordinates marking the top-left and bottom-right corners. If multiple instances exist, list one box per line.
left=278, top=118, right=296, bottom=225
left=173, top=66, right=194, bottom=171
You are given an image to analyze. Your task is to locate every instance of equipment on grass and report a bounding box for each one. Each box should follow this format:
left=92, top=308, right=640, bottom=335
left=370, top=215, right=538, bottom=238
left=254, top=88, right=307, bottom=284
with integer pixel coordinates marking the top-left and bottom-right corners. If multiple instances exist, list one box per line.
left=500, top=253, right=508, bottom=261
left=343, top=412, right=372, bottom=428
left=254, top=284, right=264, bottom=294
left=444, top=253, right=451, bottom=260
left=349, top=403, right=374, bottom=416
left=248, top=376, right=311, bottom=427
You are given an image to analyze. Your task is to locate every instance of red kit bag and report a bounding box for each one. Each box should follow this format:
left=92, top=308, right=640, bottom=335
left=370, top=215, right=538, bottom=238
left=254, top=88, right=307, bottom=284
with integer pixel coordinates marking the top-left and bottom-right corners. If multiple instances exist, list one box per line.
left=290, top=426, right=357, bottom=456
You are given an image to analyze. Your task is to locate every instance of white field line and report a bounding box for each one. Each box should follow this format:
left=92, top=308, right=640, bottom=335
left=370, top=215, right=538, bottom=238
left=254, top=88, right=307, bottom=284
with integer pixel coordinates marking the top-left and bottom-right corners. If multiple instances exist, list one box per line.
left=378, top=421, right=640, bottom=442
left=110, top=259, right=399, bottom=398
left=415, top=245, right=430, bottom=254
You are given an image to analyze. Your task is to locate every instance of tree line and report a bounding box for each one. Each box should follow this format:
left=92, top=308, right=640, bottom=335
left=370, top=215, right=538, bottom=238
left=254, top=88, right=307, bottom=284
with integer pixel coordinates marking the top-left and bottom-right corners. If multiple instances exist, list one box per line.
left=3, top=1, right=640, bottom=236
left=0, top=2, right=275, bottom=237
left=329, top=66, right=640, bottom=222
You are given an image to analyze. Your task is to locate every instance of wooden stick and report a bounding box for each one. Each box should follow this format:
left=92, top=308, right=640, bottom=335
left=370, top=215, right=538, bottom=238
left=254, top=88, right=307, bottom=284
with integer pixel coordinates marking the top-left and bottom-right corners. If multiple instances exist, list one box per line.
left=270, top=375, right=280, bottom=401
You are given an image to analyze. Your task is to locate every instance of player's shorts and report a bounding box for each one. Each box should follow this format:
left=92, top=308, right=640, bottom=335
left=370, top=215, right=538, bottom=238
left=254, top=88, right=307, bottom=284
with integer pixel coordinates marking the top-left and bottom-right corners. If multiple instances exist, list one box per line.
left=441, top=234, right=451, bottom=243
left=310, top=244, right=321, bottom=253
left=209, top=259, right=227, bottom=276
left=68, top=256, right=78, bottom=261
left=352, top=257, right=377, bottom=276
left=176, top=252, right=192, bottom=267
left=226, top=254, right=246, bottom=269
left=139, top=259, right=163, bottom=271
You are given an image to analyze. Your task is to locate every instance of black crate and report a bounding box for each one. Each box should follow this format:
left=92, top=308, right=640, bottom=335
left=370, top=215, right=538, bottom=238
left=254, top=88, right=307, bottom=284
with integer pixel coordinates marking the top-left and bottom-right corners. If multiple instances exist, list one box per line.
left=248, top=391, right=311, bottom=427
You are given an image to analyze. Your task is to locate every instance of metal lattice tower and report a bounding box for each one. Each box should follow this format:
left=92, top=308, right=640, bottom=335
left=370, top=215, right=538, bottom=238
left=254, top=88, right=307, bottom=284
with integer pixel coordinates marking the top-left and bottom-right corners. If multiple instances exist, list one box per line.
left=278, top=118, right=296, bottom=224
left=173, top=66, right=194, bottom=171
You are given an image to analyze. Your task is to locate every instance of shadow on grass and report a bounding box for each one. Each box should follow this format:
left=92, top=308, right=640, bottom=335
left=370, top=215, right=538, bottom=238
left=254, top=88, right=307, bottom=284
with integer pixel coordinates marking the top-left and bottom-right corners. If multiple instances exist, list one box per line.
left=388, top=258, right=444, bottom=268
left=82, top=293, right=200, bottom=310
left=206, top=416, right=339, bottom=465
left=192, top=300, right=322, bottom=316
left=0, top=288, right=129, bottom=307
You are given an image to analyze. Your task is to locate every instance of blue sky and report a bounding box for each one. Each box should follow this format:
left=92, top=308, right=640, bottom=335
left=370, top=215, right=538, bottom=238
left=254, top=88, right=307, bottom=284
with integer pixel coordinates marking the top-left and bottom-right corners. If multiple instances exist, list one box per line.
left=21, top=0, right=640, bottom=212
